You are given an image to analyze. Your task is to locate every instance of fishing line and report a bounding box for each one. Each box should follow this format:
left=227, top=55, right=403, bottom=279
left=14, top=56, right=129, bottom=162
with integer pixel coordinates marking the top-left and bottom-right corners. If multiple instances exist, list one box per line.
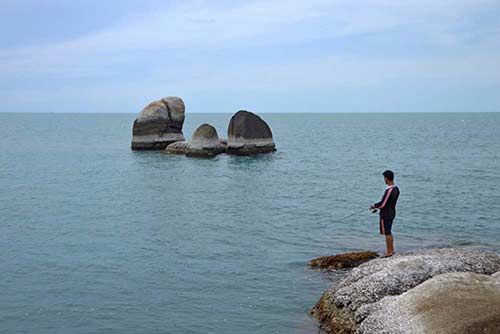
left=329, top=207, right=372, bottom=224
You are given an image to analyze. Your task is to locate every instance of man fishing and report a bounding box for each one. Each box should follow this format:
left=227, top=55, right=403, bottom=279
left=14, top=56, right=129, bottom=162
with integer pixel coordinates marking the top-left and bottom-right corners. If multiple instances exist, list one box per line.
left=371, top=170, right=400, bottom=257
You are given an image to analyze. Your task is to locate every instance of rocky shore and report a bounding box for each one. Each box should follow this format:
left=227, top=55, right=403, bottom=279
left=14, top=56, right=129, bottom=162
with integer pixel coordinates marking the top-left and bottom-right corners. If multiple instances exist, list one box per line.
left=310, top=248, right=500, bottom=334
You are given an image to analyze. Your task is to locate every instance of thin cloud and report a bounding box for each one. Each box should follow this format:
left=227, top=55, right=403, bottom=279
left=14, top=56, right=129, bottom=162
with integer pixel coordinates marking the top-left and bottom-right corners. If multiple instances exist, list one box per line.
left=1, top=0, right=500, bottom=113
left=3, top=0, right=498, bottom=53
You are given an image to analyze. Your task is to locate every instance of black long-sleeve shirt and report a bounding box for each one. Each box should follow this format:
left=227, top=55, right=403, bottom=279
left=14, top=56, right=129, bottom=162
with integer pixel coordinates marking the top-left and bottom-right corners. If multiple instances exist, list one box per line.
left=373, top=185, right=400, bottom=219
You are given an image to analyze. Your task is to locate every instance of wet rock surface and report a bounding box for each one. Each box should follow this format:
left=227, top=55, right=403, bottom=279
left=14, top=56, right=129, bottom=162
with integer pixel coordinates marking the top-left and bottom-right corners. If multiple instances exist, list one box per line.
left=226, top=110, right=275, bottom=155
left=309, top=251, right=379, bottom=270
left=131, top=96, right=185, bottom=150
left=311, top=248, right=500, bottom=334
left=186, top=124, right=225, bottom=158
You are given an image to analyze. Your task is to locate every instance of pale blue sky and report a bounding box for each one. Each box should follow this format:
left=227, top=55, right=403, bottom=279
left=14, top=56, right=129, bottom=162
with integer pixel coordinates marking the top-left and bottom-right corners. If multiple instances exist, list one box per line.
left=1, top=0, right=500, bottom=113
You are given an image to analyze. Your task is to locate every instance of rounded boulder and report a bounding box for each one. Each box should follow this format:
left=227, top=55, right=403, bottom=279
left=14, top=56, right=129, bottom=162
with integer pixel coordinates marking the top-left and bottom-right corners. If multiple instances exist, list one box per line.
left=186, top=124, right=225, bottom=158
left=359, top=272, right=500, bottom=334
left=226, top=110, right=276, bottom=155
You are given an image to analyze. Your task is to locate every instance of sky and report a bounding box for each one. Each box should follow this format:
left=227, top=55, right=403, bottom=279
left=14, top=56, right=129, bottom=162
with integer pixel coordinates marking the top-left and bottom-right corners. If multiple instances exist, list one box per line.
left=1, top=0, right=500, bottom=113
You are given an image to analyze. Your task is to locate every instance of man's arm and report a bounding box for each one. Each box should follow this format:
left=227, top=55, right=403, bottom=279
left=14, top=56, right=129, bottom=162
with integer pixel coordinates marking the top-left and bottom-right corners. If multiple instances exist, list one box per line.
left=371, top=187, right=394, bottom=209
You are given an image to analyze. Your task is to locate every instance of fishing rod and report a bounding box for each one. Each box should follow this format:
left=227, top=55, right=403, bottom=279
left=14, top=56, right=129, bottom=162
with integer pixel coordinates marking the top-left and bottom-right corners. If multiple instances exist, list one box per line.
left=328, top=206, right=378, bottom=224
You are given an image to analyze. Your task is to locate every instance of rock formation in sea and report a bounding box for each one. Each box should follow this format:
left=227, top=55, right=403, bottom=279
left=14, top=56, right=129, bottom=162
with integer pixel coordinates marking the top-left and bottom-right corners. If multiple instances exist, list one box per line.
left=226, top=110, right=276, bottom=155
left=131, top=97, right=185, bottom=150
left=185, top=124, right=225, bottom=158
left=310, top=248, right=500, bottom=334
left=309, top=251, right=379, bottom=270
left=165, top=141, right=189, bottom=155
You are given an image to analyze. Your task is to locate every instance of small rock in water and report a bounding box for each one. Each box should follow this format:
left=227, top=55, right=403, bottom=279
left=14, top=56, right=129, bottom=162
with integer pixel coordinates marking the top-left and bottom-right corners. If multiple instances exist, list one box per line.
left=165, top=141, right=189, bottom=155
left=309, top=251, right=379, bottom=270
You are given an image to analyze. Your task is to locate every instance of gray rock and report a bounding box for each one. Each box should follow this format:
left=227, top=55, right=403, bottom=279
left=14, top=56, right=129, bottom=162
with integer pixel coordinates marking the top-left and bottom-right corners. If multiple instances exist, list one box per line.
left=186, top=124, right=225, bottom=158
left=334, top=248, right=500, bottom=312
left=311, top=248, right=500, bottom=334
left=131, top=97, right=185, bottom=150
left=226, top=110, right=276, bottom=155
left=165, top=141, right=189, bottom=155
left=359, top=272, right=500, bottom=334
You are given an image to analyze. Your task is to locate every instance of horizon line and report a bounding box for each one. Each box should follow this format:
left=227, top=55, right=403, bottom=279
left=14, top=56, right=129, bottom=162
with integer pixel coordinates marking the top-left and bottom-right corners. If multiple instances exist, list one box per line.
left=1, top=111, right=499, bottom=115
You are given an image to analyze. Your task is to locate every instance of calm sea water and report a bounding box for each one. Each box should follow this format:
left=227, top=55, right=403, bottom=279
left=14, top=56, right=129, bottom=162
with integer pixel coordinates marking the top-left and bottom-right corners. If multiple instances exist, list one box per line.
left=1, top=112, right=500, bottom=334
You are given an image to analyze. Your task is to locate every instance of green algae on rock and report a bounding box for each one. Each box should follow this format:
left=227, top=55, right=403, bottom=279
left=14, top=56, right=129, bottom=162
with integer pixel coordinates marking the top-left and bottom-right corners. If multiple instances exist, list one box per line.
left=309, top=251, right=379, bottom=270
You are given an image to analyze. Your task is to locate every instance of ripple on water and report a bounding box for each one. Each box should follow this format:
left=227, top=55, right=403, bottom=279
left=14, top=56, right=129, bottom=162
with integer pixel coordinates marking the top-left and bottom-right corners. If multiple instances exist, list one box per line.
left=1, top=113, right=500, bottom=333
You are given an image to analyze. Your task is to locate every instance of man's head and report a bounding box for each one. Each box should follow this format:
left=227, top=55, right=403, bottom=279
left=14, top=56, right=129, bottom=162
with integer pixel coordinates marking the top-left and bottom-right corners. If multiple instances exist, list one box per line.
left=383, top=170, right=395, bottom=185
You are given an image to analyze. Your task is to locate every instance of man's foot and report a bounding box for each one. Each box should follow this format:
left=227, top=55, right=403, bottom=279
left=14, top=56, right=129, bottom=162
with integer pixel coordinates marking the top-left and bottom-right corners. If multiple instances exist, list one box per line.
left=382, top=253, right=394, bottom=258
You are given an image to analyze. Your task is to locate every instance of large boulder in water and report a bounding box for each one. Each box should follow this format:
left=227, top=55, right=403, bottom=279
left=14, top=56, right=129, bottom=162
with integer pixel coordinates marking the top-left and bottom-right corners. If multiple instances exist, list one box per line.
left=226, top=110, right=275, bottom=155
left=186, top=124, right=225, bottom=158
left=311, top=248, right=500, bottom=334
left=131, top=96, right=185, bottom=150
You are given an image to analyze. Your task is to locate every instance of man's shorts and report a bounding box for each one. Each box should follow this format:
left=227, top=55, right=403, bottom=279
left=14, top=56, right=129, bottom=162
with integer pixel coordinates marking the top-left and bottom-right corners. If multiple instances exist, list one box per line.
left=380, top=217, right=394, bottom=236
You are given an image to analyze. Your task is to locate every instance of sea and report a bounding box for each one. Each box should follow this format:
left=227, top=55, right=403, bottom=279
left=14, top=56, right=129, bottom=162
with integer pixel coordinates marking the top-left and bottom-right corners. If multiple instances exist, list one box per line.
left=1, top=112, right=499, bottom=334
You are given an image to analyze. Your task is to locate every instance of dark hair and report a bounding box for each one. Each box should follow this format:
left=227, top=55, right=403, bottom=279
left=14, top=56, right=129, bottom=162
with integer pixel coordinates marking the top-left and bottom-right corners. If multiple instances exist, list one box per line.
left=383, top=170, right=394, bottom=181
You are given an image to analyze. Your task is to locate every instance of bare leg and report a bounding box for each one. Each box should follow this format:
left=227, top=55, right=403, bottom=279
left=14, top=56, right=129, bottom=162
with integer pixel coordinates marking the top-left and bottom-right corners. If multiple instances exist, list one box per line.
left=385, top=235, right=394, bottom=256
